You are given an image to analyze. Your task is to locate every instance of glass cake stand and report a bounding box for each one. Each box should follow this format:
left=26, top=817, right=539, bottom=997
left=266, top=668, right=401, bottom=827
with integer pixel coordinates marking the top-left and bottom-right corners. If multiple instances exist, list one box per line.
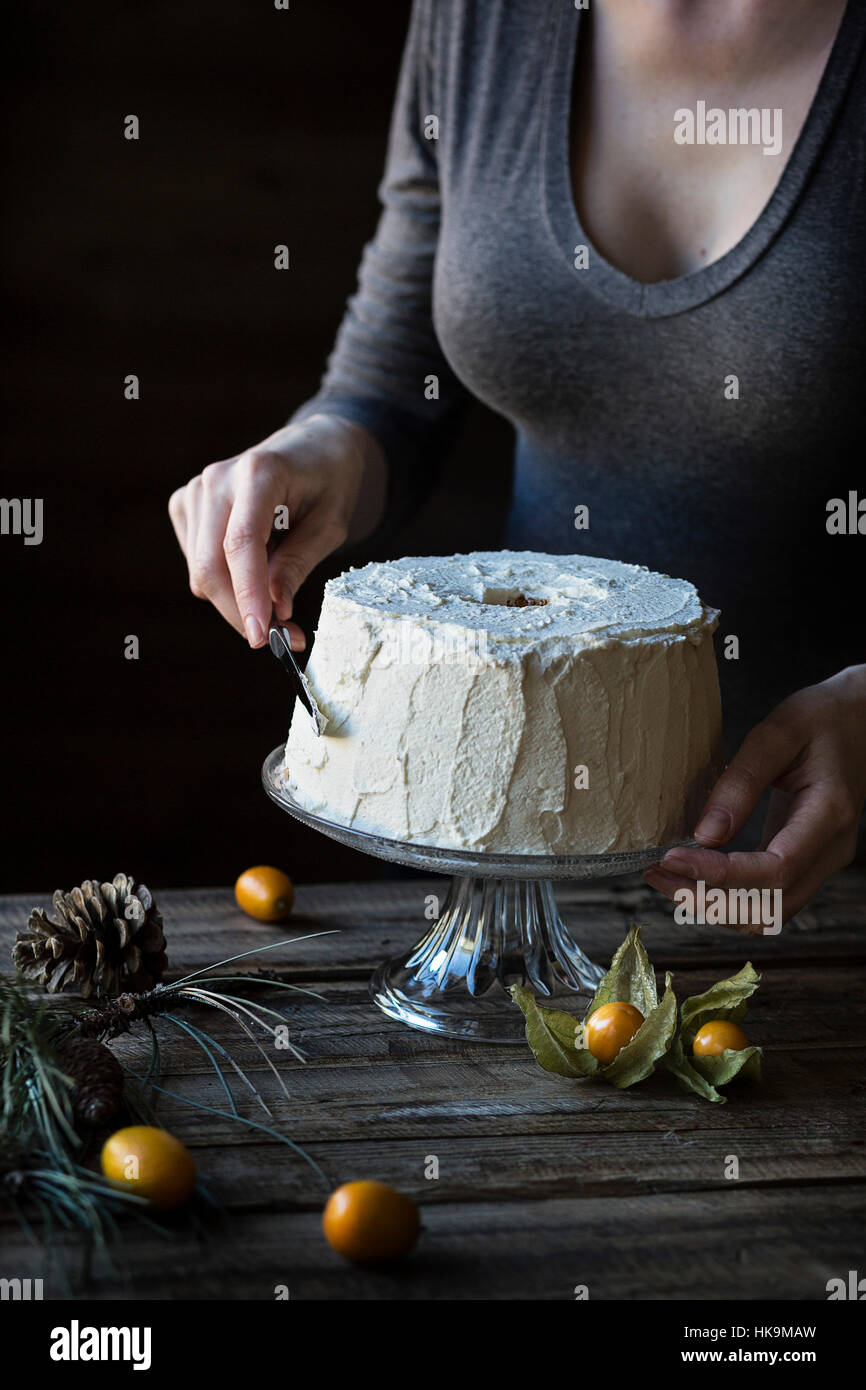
left=263, top=745, right=688, bottom=1044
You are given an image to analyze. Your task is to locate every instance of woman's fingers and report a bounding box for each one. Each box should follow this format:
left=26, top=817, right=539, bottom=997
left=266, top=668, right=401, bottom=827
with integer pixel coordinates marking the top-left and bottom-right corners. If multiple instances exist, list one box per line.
left=763, top=778, right=859, bottom=917
left=692, top=716, right=804, bottom=848
left=168, top=416, right=376, bottom=646
left=179, top=476, right=202, bottom=572
left=190, top=475, right=244, bottom=636
left=649, top=782, right=858, bottom=927
left=663, top=782, right=823, bottom=887
left=664, top=800, right=811, bottom=895
left=758, top=786, right=793, bottom=849
left=643, top=865, right=695, bottom=900
left=268, top=507, right=349, bottom=621
left=274, top=619, right=307, bottom=652
left=658, top=845, right=772, bottom=888
left=650, top=715, right=805, bottom=885
left=644, top=671, right=866, bottom=928
left=664, top=772, right=850, bottom=885
left=647, top=828, right=854, bottom=931
left=223, top=452, right=289, bottom=648
left=168, top=485, right=190, bottom=554
left=169, top=459, right=309, bottom=648
left=641, top=860, right=759, bottom=936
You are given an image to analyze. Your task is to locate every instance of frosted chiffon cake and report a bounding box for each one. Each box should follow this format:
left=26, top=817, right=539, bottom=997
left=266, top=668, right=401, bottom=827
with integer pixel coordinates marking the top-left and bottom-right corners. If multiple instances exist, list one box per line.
left=283, top=551, right=722, bottom=854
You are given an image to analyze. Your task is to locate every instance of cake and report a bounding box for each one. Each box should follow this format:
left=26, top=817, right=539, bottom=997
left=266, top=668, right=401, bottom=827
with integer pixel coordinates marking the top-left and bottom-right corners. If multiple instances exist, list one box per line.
left=282, top=551, right=722, bottom=854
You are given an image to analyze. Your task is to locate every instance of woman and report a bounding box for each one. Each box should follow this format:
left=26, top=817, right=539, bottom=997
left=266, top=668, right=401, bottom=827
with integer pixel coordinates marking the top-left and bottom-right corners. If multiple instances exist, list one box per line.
left=169, top=0, right=865, bottom=927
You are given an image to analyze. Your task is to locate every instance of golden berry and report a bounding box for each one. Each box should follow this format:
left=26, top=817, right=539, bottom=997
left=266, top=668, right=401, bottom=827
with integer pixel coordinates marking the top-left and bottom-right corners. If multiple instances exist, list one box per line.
left=584, top=1001, right=645, bottom=1064
left=693, top=1020, right=749, bottom=1056
left=101, top=1125, right=197, bottom=1211
left=234, top=865, right=294, bottom=922
left=322, top=1180, right=420, bottom=1263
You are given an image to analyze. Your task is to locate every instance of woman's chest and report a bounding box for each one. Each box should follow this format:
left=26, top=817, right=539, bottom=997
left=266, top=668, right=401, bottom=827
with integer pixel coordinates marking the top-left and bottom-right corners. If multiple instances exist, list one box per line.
left=432, top=134, right=863, bottom=443
left=429, top=1, right=863, bottom=435
left=569, top=2, right=847, bottom=283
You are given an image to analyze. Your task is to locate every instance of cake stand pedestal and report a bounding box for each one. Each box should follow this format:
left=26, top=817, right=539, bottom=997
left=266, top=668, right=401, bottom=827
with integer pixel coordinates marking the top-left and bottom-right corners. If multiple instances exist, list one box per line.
left=263, top=746, right=682, bottom=1044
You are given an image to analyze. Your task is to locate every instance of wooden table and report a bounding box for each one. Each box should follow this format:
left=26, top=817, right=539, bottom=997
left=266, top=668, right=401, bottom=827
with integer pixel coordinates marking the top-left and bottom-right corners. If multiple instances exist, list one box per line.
left=2, top=871, right=865, bottom=1301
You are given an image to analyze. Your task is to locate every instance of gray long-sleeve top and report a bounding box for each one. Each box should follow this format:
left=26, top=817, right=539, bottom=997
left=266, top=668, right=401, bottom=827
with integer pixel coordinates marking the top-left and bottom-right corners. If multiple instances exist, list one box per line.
left=293, top=0, right=866, bottom=753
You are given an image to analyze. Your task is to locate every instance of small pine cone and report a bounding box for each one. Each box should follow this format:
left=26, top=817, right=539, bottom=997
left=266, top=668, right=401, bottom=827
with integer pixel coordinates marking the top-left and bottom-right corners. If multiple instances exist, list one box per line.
left=13, top=873, right=168, bottom=998
left=55, top=1037, right=125, bottom=1128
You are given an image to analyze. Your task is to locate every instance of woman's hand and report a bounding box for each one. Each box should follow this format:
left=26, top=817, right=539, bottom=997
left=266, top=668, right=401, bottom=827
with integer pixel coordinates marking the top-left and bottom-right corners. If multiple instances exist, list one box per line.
left=169, top=414, right=386, bottom=649
left=644, top=664, right=866, bottom=929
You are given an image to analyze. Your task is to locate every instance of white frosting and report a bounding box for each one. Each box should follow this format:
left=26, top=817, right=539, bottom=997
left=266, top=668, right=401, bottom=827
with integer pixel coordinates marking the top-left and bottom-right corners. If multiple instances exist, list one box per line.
left=283, top=551, right=723, bottom=854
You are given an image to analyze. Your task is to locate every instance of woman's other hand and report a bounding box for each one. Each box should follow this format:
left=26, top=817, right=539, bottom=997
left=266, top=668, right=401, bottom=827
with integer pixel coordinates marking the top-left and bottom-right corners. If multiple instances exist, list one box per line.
left=644, top=665, right=866, bottom=928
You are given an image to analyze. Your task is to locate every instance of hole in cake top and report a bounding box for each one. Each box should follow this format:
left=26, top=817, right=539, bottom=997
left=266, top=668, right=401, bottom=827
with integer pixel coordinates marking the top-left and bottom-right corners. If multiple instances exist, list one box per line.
left=480, top=587, right=550, bottom=607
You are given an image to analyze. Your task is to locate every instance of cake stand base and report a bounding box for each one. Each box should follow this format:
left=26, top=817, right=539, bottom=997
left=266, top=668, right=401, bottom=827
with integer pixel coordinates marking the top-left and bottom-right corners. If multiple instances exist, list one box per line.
left=263, top=746, right=692, bottom=1045
left=369, top=876, right=603, bottom=1043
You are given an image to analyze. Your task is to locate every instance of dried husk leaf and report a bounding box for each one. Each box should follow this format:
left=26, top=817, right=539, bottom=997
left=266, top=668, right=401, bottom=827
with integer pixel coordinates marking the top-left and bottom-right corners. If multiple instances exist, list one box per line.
left=587, top=924, right=658, bottom=1018
left=509, top=985, right=598, bottom=1077
left=664, top=1037, right=727, bottom=1103
left=664, top=962, right=763, bottom=1101
left=692, top=1045, right=763, bottom=1087
left=510, top=929, right=674, bottom=1088
left=512, top=931, right=764, bottom=1102
left=602, top=970, right=678, bottom=1088
left=679, top=962, right=761, bottom=1047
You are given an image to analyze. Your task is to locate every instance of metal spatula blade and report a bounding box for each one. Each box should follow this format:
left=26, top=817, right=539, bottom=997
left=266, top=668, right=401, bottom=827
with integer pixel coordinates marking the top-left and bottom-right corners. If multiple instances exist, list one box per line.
left=268, top=623, right=328, bottom=737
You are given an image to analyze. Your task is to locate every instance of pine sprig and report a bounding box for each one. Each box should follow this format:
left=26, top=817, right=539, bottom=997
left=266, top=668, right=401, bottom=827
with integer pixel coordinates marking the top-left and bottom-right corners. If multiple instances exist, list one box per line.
left=0, top=977, right=152, bottom=1277
left=70, top=933, right=332, bottom=1041
left=2, top=929, right=338, bottom=1263
left=0, top=976, right=79, bottom=1170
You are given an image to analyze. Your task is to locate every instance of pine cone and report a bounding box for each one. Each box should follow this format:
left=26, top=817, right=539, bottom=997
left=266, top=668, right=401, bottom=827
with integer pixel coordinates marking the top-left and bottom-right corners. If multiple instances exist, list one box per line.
left=13, top=874, right=168, bottom=998
left=55, top=1037, right=125, bottom=1128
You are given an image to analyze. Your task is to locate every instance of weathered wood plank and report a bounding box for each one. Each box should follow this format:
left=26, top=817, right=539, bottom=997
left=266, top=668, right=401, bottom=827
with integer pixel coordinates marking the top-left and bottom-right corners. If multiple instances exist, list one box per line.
left=6, top=964, right=859, bottom=1155
left=79, top=1131, right=866, bottom=1207
left=4, top=1186, right=863, bottom=1300
left=2, top=1123, right=859, bottom=1235
left=2, top=1056, right=861, bottom=1236
left=81, top=1046, right=862, bottom=1148
left=1, top=870, right=864, bottom=981
left=87, top=961, right=866, bottom=1069
left=10, top=969, right=857, bottom=1156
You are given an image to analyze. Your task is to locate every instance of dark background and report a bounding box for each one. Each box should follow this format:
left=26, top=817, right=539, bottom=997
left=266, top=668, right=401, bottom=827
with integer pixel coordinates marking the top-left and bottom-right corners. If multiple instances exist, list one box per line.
left=2, top=1, right=512, bottom=892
